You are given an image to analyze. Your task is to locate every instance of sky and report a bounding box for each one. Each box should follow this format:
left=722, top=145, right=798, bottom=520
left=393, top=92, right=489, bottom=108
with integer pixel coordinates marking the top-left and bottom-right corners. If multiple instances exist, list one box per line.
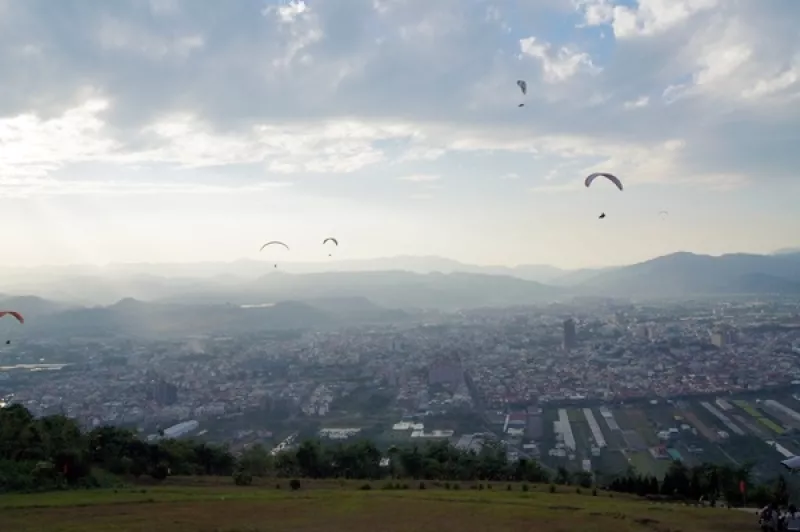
left=1, top=0, right=799, bottom=269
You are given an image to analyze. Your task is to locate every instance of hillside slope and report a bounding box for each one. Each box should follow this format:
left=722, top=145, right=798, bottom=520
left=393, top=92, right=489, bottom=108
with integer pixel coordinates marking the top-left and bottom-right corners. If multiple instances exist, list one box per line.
left=0, top=482, right=754, bottom=532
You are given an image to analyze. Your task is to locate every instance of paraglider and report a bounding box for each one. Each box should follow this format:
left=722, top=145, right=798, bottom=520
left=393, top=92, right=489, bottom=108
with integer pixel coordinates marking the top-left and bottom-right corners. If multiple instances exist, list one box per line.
left=516, top=80, right=527, bottom=107
left=659, top=210, right=669, bottom=218
left=322, top=237, right=338, bottom=257
left=585, top=173, right=623, bottom=219
left=0, top=311, right=24, bottom=324
left=0, top=311, right=24, bottom=346
left=584, top=172, right=623, bottom=191
left=260, top=241, right=289, bottom=268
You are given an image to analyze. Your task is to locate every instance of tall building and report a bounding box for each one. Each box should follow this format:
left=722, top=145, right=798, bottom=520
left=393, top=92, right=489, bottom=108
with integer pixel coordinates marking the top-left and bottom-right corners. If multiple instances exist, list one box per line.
left=710, top=326, right=736, bottom=348
left=563, top=318, right=577, bottom=351
left=147, top=379, right=178, bottom=406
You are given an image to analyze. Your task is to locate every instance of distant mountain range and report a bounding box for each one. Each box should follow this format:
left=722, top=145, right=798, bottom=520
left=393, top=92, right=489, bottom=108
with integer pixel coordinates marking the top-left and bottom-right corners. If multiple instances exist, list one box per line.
left=575, top=251, right=800, bottom=297
left=0, top=249, right=798, bottom=338
left=2, top=296, right=411, bottom=339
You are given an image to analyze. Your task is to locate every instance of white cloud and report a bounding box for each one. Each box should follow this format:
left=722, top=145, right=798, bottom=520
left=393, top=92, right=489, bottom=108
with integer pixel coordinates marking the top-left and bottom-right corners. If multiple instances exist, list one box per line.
left=0, top=176, right=291, bottom=199
left=0, top=99, right=118, bottom=179
left=623, top=96, right=649, bottom=109
left=578, top=0, right=719, bottom=38
left=0, top=1, right=795, bottom=201
left=399, top=173, right=441, bottom=182
left=519, top=37, right=600, bottom=83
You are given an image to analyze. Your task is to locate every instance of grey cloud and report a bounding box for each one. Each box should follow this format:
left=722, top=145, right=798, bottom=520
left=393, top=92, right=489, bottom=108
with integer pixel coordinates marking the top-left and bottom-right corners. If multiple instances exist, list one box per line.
left=0, top=0, right=797, bottom=182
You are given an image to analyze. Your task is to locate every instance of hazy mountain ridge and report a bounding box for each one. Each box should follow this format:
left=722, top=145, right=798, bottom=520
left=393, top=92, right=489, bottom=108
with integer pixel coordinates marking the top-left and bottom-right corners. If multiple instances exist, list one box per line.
left=578, top=251, right=800, bottom=296
left=1, top=251, right=799, bottom=333
left=20, top=297, right=412, bottom=339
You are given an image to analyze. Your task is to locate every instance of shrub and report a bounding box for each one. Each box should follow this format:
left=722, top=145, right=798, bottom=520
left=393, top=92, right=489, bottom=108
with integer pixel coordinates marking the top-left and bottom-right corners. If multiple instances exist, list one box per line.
left=359, top=483, right=372, bottom=491
left=289, top=479, right=301, bottom=491
left=522, top=484, right=529, bottom=492
left=233, top=471, right=253, bottom=486
left=549, top=484, right=556, bottom=493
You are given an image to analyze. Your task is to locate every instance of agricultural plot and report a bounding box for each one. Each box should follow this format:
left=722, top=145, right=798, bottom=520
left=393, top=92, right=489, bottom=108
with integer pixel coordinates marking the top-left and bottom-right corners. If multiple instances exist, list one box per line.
left=699, top=402, right=745, bottom=436
left=595, top=409, right=627, bottom=450
left=733, top=414, right=769, bottom=439
left=733, top=400, right=785, bottom=435
left=596, top=449, right=631, bottom=476
left=642, top=405, right=681, bottom=431
left=621, top=430, right=648, bottom=452
left=566, top=409, right=594, bottom=462
left=567, top=409, right=584, bottom=423
left=680, top=410, right=719, bottom=442
left=624, top=409, right=661, bottom=447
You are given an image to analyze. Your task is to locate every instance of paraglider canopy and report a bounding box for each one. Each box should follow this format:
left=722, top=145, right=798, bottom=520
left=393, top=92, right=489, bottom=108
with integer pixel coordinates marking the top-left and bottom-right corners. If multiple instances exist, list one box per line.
left=585, top=172, right=623, bottom=191
left=781, top=456, right=800, bottom=471
left=260, top=241, right=289, bottom=252
left=0, top=311, right=24, bottom=347
left=323, top=237, right=338, bottom=257
left=260, top=241, right=289, bottom=268
left=516, top=80, right=527, bottom=95
left=598, top=213, right=606, bottom=219
left=0, top=311, right=24, bottom=324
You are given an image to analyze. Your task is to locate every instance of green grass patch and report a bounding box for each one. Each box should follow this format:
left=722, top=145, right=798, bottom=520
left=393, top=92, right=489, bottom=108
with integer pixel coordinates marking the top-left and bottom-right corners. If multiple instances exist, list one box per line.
left=0, top=484, right=757, bottom=532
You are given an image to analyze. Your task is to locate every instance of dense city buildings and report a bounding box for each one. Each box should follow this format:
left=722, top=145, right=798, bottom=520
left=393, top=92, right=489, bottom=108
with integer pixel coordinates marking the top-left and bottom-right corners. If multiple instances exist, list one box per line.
left=1, top=297, right=800, bottom=478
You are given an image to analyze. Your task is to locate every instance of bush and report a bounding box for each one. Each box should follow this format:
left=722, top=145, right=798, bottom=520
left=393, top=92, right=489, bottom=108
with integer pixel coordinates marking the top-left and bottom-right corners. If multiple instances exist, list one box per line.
left=289, top=479, right=301, bottom=491
left=444, top=482, right=451, bottom=490
left=478, top=483, right=484, bottom=490
left=549, top=484, right=556, bottom=493
left=592, top=488, right=598, bottom=496
left=487, top=484, right=492, bottom=490
left=522, top=484, right=529, bottom=492
left=276, top=483, right=281, bottom=489
left=419, top=481, right=426, bottom=490
left=576, top=487, right=582, bottom=495
left=507, top=484, right=512, bottom=491
left=359, top=483, right=372, bottom=490
left=382, top=482, right=396, bottom=490
left=453, top=483, right=460, bottom=490
left=233, top=471, right=253, bottom=486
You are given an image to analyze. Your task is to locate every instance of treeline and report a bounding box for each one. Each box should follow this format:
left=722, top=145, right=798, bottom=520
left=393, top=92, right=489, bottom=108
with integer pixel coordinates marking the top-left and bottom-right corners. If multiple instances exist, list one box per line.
left=608, top=461, right=783, bottom=508
left=0, top=404, right=789, bottom=508
left=0, top=405, right=233, bottom=492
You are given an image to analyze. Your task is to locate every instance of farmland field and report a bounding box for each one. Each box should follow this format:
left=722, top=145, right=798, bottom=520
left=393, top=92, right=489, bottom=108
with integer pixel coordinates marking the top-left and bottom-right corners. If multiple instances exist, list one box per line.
left=0, top=482, right=756, bottom=532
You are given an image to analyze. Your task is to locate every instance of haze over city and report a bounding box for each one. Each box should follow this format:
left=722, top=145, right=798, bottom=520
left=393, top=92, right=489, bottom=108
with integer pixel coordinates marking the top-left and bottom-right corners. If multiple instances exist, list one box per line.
left=2, top=0, right=798, bottom=269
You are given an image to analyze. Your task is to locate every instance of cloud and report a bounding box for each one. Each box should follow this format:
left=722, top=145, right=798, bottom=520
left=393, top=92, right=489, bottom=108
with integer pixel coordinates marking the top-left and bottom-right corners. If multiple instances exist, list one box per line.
left=0, top=176, right=291, bottom=199
left=519, top=37, right=600, bottom=83
left=0, top=0, right=796, bottom=201
left=623, top=96, right=649, bottom=109
left=398, top=173, right=441, bottom=182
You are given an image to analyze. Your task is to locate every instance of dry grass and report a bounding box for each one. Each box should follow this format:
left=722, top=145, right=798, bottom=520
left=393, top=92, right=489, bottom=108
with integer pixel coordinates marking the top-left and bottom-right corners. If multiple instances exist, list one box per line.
left=0, top=481, right=757, bottom=532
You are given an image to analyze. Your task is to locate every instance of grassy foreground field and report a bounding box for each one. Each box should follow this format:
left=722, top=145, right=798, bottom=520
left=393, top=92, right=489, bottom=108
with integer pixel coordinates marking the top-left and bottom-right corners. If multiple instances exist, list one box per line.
left=0, top=480, right=758, bottom=532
